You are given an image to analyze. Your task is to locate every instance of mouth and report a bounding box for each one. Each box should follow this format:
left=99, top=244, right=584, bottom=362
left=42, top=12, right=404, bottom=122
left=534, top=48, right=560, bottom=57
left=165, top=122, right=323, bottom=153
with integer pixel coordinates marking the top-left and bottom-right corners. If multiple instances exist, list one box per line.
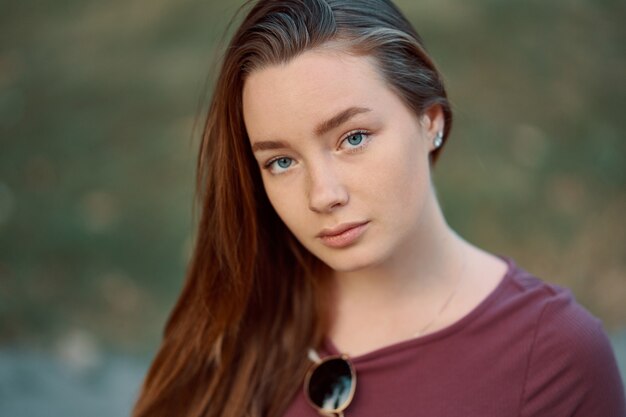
left=317, top=221, right=370, bottom=248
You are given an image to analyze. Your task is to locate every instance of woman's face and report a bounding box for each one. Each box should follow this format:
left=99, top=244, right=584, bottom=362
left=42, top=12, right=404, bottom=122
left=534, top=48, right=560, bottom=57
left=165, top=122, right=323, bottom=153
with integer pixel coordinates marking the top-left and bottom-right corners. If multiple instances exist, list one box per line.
left=243, top=48, right=443, bottom=272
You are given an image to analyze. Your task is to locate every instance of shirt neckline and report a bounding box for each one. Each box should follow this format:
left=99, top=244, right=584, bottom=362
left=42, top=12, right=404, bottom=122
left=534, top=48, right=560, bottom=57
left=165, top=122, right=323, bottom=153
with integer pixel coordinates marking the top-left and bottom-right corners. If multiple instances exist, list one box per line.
left=320, top=254, right=518, bottom=363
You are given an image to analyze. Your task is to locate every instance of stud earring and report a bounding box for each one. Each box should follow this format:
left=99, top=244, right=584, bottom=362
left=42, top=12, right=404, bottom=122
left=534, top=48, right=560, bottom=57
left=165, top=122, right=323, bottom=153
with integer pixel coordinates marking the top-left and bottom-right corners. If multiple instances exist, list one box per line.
left=433, top=131, right=443, bottom=149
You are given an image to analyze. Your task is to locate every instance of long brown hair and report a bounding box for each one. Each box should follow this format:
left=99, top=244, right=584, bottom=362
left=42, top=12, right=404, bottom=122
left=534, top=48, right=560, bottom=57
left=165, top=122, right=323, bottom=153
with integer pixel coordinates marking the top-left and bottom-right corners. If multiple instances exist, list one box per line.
left=132, top=1, right=452, bottom=416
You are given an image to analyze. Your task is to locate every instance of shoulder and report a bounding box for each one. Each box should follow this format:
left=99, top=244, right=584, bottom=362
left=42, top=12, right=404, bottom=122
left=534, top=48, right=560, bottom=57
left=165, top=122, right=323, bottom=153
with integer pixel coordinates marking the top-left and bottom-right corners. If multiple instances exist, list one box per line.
left=506, top=261, right=626, bottom=416
left=507, top=263, right=610, bottom=358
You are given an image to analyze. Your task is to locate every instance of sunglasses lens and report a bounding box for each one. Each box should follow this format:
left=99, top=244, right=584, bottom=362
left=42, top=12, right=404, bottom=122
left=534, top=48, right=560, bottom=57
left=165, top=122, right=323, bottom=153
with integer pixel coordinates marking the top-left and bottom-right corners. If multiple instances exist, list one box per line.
left=307, top=357, right=354, bottom=411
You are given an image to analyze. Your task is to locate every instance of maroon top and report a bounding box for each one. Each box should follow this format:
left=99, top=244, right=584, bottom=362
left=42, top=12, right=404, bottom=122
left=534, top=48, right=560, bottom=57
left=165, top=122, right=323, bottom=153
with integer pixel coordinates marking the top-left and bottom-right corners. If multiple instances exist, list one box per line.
left=282, top=255, right=625, bottom=417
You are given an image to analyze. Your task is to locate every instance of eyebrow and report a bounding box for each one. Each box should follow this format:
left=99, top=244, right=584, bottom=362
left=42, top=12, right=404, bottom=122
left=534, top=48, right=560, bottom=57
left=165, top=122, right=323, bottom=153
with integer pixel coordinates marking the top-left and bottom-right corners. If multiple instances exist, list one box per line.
left=251, top=106, right=372, bottom=153
left=314, top=106, right=372, bottom=136
left=250, top=139, right=289, bottom=153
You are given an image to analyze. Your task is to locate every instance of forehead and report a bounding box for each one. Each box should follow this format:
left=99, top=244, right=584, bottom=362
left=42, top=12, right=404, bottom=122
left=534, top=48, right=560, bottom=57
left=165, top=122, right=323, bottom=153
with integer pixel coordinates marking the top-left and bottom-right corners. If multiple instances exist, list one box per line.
left=242, top=49, right=389, bottom=139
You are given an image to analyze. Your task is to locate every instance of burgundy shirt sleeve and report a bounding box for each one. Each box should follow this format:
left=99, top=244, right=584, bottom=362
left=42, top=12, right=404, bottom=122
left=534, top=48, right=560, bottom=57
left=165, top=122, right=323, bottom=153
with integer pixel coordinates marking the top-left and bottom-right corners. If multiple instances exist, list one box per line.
left=520, top=288, right=625, bottom=417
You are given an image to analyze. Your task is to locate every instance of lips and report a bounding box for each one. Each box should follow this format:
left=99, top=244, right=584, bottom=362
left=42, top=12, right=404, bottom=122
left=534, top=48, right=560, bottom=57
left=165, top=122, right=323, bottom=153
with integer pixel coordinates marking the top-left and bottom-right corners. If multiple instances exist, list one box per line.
left=317, top=221, right=370, bottom=249
left=317, top=221, right=369, bottom=238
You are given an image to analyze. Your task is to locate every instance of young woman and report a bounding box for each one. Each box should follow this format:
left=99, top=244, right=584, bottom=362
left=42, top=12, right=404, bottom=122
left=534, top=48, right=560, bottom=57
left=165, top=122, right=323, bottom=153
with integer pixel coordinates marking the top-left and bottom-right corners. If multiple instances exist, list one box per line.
left=132, top=1, right=625, bottom=416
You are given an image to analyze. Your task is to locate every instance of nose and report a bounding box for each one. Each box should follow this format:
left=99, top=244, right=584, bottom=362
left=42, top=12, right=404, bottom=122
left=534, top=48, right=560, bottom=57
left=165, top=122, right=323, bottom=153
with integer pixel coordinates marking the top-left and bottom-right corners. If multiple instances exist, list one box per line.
left=307, top=159, right=349, bottom=213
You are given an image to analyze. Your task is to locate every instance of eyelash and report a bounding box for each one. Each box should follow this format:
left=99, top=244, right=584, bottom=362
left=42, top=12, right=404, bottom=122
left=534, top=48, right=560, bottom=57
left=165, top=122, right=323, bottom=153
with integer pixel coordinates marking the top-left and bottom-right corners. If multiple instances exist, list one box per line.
left=263, top=129, right=372, bottom=175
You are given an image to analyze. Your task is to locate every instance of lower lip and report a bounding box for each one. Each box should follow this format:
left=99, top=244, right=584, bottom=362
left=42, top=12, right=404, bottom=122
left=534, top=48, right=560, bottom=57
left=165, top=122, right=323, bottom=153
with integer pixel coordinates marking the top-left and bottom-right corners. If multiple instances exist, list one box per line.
left=319, top=222, right=370, bottom=248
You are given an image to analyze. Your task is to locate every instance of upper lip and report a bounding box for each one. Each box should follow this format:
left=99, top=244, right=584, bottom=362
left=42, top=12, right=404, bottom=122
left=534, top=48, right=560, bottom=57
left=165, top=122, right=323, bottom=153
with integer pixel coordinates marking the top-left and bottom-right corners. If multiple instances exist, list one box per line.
left=317, top=221, right=369, bottom=238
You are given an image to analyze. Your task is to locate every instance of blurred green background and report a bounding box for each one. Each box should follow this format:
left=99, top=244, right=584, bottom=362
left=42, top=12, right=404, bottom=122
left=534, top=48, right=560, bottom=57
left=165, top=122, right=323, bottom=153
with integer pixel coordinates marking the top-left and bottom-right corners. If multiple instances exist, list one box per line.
left=0, top=0, right=624, bottom=415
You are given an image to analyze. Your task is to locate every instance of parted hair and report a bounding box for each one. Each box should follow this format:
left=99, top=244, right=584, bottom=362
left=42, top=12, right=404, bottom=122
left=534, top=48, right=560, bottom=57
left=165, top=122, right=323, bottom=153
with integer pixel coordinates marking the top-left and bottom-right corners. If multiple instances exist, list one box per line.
left=131, top=1, right=452, bottom=416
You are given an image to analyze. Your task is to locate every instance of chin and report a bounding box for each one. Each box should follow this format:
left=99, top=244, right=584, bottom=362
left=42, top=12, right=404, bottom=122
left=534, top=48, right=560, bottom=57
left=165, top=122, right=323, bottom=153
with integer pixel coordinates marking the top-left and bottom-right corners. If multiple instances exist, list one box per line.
left=315, top=246, right=382, bottom=273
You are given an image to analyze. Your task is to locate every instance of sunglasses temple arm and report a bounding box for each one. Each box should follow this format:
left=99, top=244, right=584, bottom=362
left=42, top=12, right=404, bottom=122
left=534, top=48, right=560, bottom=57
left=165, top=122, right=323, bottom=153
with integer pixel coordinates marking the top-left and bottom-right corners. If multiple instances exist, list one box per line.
left=308, top=348, right=322, bottom=363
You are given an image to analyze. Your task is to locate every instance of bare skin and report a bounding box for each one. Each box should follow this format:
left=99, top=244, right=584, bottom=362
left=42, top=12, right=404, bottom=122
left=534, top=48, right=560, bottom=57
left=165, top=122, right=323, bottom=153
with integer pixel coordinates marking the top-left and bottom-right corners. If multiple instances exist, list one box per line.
left=243, top=47, right=507, bottom=357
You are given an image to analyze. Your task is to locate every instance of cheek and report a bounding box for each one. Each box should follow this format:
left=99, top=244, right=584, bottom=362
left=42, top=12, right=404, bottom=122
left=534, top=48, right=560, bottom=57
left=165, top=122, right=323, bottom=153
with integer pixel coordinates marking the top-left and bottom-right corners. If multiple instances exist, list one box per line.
left=395, top=151, right=431, bottom=212
left=264, top=182, right=306, bottom=232
left=399, top=154, right=430, bottom=196
left=365, top=171, right=424, bottom=222
left=359, top=138, right=429, bottom=207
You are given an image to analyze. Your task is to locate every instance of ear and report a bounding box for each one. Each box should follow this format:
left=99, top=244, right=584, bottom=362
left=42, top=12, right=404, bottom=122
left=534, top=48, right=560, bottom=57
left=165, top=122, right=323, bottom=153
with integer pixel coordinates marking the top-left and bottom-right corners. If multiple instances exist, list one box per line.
left=420, top=104, right=445, bottom=151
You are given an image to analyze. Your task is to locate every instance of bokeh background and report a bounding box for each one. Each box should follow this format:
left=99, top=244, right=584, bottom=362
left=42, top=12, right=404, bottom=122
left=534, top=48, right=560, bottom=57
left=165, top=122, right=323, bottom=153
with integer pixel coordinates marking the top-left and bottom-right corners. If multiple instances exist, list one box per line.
left=1, top=0, right=624, bottom=415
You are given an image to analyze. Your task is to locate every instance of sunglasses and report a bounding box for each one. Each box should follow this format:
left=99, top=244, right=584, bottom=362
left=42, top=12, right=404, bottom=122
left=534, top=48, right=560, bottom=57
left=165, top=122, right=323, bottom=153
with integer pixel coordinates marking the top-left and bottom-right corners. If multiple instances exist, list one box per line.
left=304, top=349, right=357, bottom=417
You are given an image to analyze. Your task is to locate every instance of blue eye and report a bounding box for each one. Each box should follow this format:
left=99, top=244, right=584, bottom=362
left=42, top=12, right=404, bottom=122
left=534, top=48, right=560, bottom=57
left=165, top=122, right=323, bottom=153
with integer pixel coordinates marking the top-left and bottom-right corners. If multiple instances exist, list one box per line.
left=346, top=133, right=364, bottom=146
left=275, top=157, right=292, bottom=168
left=265, top=156, right=294, bottom=174
left=341, top=130, right=371, bottom=152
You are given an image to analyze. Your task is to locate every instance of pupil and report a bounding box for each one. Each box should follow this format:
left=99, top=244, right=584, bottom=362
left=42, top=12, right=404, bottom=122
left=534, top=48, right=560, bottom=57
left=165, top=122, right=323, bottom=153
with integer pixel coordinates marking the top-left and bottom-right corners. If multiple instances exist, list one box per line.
left=348, top=134, right=363, bottom=145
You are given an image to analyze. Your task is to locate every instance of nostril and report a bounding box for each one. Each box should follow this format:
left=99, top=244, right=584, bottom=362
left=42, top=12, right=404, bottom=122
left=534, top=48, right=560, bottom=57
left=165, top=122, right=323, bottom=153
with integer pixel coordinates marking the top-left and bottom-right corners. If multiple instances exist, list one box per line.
left=308, top=189, right=349, bottom=213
